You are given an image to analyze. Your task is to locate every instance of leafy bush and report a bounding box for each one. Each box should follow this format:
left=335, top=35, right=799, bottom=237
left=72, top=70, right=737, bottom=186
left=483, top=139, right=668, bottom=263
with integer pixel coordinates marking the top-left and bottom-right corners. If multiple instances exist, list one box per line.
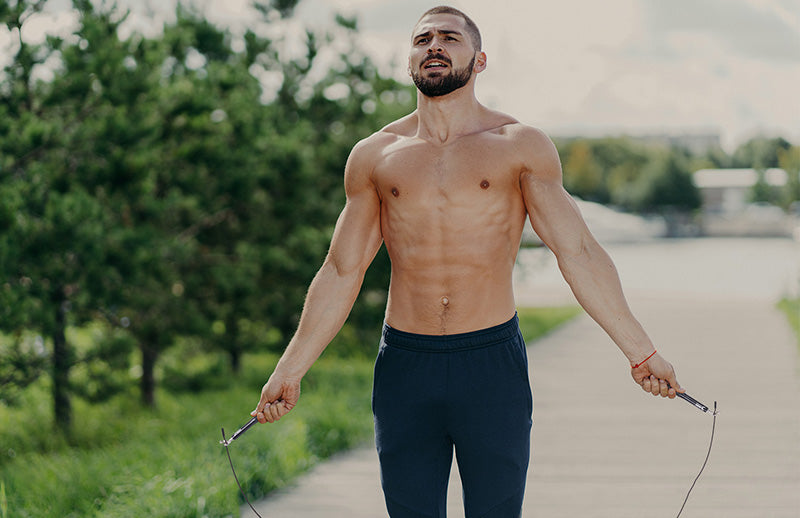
left=778, top=298, right=800, bottom=348
left=0, top=354, right=373, bottom=517
left=0, top=306, right=581, bottom=517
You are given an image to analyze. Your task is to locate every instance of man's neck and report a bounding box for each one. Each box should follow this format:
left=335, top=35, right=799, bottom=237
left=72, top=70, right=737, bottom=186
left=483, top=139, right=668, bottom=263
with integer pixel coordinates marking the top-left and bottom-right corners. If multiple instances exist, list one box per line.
left=415, top=86, right=484, bottom=145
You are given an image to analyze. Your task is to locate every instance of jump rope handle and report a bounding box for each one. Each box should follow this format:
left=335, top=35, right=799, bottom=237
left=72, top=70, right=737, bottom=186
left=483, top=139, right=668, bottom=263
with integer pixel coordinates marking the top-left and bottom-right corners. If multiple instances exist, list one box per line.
left=665, top=382, right=710, bottom=414
left=220, top=417, right=258, bottom=446
left=676, top=391, right=709, bottom=413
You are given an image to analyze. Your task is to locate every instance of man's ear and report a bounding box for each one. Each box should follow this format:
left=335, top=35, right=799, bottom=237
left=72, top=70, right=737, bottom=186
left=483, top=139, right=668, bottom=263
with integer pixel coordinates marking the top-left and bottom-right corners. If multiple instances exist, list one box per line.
left=474, top=51, right=487, bottom=73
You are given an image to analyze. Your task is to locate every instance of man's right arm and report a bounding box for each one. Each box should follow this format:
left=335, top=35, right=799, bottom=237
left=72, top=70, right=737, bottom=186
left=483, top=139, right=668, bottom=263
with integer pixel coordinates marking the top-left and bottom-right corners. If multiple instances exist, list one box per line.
left=252, top=137, right=384, bottom=423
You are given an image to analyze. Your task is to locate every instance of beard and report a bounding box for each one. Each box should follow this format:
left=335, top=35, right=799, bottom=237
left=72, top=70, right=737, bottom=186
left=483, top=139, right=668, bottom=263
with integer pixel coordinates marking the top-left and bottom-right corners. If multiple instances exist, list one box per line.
left=411, top=54, right=475, bottom=98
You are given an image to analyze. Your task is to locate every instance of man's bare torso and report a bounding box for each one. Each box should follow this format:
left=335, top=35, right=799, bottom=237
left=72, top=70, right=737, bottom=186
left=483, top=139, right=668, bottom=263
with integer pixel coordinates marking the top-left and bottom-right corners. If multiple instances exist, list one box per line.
left=365, top=110, right=533, bottom=334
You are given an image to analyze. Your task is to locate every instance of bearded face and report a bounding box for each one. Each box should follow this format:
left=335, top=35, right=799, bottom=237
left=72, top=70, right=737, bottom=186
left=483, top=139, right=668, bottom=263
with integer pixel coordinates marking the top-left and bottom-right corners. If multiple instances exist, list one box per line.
left=411, top=53, right=476, bottom=98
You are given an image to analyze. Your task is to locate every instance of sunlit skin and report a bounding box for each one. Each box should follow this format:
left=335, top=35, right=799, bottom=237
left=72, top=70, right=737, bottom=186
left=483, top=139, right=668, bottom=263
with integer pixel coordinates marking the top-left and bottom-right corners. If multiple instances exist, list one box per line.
left=253, top=13, right=683, bottom=423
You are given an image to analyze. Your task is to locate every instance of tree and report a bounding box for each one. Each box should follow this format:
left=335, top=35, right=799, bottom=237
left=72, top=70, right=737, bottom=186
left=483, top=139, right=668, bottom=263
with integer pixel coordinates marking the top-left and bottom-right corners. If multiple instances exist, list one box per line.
left=778, top=146, right=800, bottom=210
left=0, top=0, right=134, bottom=429
left=626, top=150, right=701, bottom=213
left=562, top=140, right=605, bottom=202
left=2, top=0, right=414, bottom=423
left=732, top=136, right=792, bottom=169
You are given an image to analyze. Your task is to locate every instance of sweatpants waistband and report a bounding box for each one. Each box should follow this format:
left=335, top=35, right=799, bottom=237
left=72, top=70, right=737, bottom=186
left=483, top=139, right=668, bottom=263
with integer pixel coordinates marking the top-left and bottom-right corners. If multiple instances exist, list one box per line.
left=381, top=313, right=520, bottom=352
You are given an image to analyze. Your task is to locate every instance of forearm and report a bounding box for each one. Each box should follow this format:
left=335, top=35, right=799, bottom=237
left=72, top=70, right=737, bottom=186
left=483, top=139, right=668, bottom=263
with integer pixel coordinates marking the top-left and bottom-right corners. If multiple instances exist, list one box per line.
left=272, top=258, right=365, bottom=380
left=558, top=241, right=655, bottom=364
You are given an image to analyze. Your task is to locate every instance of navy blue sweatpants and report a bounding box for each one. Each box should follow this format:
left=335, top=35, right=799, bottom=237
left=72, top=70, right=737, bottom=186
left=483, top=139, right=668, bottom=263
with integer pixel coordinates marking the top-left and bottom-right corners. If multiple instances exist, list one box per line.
left=372, top=314, right=533, bottom=518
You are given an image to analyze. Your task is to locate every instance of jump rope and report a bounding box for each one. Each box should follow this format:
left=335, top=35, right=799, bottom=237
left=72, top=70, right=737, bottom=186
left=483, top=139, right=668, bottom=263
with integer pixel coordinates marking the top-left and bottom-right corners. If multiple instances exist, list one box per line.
left=221, top=392, right=718, bottom=518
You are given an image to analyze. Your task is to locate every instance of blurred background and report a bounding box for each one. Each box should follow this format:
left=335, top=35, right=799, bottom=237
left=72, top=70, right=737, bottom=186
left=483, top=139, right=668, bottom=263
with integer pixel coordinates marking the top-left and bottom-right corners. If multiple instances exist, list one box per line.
left=1, top=0, right=798, bottom=516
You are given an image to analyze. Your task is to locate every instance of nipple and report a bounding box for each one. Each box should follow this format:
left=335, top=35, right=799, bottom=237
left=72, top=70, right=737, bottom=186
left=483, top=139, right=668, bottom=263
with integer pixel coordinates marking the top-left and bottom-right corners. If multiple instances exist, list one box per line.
left=391, top=187, right=400, bottom=197
left=480, top=180, right=490, bottom=189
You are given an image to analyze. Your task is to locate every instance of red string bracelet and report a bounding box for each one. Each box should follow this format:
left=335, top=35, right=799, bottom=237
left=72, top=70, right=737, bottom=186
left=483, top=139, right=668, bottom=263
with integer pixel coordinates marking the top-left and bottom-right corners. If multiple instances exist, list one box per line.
left=632, top=350, right=657, bottom=369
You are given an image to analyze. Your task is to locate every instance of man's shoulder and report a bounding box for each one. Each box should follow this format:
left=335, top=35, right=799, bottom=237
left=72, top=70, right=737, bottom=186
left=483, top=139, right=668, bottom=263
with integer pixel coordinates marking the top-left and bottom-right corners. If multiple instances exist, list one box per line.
left=344, top=121, right=408, bottom=180
left=491, top=117, right=552, bottom=147
left=483, top=113, right=560, bottom=179
left=351, top=114, right=415, bottom=156
left=346, top=115, right=418, bottom=173
left=488, top=117, right=558, bottom=161
left=465, top=108, right=552, bottom=153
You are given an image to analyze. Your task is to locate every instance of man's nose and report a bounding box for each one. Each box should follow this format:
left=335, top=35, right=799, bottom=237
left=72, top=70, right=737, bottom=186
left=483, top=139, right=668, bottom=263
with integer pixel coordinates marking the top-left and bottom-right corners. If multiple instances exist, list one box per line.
left=426, top=39, right=443, bottom=53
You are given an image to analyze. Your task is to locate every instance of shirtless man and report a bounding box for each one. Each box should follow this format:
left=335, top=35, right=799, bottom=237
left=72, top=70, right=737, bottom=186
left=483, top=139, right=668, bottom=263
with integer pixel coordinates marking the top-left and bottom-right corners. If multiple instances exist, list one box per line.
left=252, top=6, right=683, bottom=517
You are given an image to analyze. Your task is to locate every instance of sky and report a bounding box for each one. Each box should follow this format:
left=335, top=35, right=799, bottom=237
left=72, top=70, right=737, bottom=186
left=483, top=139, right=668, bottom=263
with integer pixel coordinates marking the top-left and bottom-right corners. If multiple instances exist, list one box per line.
left=6, top=0, right=800, bottom=151
left=291, top=0, right=800, bottom=151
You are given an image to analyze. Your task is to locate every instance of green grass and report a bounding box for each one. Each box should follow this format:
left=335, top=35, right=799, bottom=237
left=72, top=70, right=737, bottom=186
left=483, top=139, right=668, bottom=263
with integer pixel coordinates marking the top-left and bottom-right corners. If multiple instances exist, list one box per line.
left=517, top=305, right=583, bottom=343
left=0, top=306, right=580, bottom=517
left=0, top=355, right=375, bottom=518
left=778, top=298, right=800, bottom=348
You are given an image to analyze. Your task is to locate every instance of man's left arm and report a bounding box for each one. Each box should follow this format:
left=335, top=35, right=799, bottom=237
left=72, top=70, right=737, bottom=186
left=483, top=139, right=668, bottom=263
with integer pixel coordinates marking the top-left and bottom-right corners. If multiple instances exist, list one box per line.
left=517, top=127, right=682, bottom=398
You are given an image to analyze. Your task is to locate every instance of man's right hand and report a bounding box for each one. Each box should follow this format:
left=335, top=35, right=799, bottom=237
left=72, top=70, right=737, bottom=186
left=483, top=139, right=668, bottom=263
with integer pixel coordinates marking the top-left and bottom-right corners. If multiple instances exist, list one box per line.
left=251, top=374, right=301, bottom=423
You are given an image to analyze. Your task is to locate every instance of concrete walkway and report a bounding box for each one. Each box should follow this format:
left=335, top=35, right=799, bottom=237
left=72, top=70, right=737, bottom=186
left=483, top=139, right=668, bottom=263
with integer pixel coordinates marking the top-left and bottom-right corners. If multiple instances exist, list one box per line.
left=245, top=293, right=800, bottom=517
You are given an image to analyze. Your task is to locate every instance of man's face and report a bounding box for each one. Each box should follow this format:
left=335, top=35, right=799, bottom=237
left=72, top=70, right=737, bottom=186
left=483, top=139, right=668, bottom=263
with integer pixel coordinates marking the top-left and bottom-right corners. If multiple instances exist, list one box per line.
left=409, top=14, right=477, bottom=98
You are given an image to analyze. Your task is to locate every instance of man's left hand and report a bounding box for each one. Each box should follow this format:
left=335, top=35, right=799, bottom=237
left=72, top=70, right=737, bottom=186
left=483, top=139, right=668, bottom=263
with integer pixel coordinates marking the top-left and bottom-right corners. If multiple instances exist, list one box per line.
left=631, top=352, right=683, bottom=398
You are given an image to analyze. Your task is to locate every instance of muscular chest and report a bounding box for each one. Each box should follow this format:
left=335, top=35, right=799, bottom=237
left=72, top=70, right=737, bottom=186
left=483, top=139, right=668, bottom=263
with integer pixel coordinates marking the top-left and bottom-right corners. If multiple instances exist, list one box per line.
left=374, top=136, right=521, bottom=204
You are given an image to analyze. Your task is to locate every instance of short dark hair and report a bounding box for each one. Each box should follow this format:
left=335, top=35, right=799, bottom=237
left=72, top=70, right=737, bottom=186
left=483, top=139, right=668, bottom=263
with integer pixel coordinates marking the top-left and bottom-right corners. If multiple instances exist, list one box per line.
left=416, top=6, right=482, bottom=51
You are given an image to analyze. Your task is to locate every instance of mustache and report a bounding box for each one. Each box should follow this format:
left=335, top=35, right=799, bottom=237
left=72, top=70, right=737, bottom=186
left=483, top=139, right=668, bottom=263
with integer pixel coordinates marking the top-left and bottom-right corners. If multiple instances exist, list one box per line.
left=422, top=54, right=452, bottom=67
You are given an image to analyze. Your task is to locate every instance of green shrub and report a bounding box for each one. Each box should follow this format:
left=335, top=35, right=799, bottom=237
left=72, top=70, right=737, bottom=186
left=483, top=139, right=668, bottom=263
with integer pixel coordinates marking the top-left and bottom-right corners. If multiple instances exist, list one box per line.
left=778, top=298, right=800, bottom=348
left=0, top=306, right=581, bottom=517
left=0, top=354, right=373, bottom=517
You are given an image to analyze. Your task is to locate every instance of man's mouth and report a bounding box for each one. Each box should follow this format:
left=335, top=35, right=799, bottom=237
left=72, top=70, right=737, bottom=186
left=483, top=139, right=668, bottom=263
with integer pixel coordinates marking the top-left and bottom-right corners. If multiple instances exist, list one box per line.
left=423, top=59, right=450, bottom=69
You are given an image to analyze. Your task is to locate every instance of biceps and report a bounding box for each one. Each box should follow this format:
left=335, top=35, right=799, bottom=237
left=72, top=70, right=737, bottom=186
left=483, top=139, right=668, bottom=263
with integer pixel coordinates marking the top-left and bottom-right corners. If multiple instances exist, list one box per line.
left=327, top=195, right=383, bottom=277
left=524, top=180, right=593, bottom=257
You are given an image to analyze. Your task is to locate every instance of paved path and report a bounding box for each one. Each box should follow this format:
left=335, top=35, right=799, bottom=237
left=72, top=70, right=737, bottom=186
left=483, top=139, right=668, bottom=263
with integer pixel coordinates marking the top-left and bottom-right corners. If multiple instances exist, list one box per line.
left=245, top=294, right=800, bottom=517
left=523, top=296, right=800, bottom=517
left=245, top=237, right=800, bottom=517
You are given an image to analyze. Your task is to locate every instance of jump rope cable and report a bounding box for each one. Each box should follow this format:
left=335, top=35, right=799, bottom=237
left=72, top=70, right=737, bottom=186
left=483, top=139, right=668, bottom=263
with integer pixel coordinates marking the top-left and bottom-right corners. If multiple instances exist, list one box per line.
left=222, top=400, right=717, bottom=518
left=221, top=427, right=264, bottom=518
left=675, top=400, right=718, bottom=518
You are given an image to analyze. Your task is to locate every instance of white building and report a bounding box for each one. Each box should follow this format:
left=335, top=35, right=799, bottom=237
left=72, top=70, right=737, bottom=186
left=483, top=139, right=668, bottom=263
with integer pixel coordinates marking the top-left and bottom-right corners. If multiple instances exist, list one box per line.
left=693, top=168, right=794, bottom=237
left=693, top=168, right=788, bottom=214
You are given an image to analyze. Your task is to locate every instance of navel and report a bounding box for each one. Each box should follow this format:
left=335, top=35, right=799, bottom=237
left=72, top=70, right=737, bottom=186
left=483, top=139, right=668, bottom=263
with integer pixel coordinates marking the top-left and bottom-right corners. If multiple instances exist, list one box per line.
left=480, top=180, right=490, bottom=190
left=391, top=187, right=400, bottom=197
left=441, top=296, right=449, bottom=306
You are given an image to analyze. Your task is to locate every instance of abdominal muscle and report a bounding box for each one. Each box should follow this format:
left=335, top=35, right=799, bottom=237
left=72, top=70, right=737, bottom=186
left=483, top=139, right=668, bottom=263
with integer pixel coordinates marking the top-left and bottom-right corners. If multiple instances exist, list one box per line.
left=373, top=120, right=530, bottom=335
left=382, top=223, right=521, bottom=335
